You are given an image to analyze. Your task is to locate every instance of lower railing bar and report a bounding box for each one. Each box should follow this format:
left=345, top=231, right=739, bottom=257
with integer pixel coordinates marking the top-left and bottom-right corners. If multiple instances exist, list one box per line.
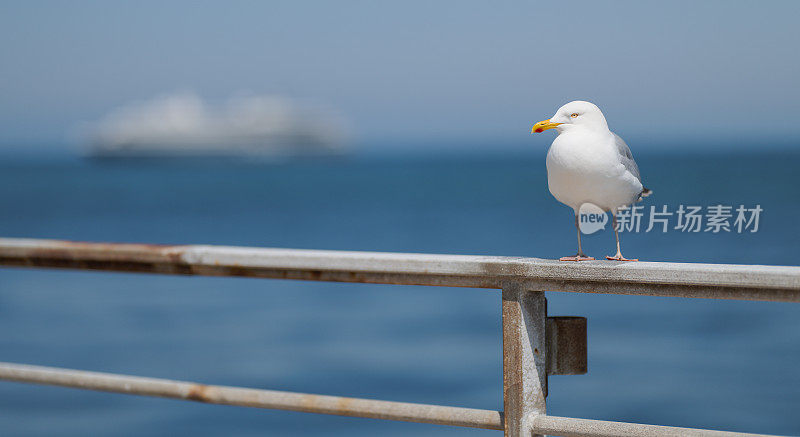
left=0, top=362, right=503, bottom=430
left=528, top=413, right=783, bottom=437
left=0, top=362, right=784, bottom=436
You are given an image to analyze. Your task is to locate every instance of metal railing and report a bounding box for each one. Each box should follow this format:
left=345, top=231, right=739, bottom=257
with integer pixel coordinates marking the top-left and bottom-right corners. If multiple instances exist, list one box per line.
left=0, top=237, right=798, bottom=436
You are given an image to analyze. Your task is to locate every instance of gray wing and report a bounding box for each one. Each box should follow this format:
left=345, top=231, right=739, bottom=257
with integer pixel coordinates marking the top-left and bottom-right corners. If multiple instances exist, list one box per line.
left=613, top=133, right=640, bottom=182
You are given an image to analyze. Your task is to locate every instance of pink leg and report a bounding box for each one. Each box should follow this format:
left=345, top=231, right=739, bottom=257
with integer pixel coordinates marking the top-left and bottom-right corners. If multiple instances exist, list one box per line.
left=606, top=211, right=638, bottom=262
left=561, top=214, right=595, bottom=261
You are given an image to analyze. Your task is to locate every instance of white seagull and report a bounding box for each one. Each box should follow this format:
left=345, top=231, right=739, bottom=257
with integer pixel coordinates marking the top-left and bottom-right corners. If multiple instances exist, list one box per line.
left=532, top=101, right=651, bottom=261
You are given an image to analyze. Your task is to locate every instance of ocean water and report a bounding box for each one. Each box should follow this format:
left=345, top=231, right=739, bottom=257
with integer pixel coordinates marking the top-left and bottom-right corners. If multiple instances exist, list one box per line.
left=0, top=148, right=798, bottom=436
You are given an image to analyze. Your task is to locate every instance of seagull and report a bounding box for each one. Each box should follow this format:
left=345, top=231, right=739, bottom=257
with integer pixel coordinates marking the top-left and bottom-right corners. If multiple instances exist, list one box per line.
left=531, top=101, right=651, bottom=262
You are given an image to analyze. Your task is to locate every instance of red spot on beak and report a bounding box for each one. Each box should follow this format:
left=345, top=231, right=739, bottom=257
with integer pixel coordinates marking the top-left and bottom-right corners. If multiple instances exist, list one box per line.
left=534, top=128, right=543, bottom=133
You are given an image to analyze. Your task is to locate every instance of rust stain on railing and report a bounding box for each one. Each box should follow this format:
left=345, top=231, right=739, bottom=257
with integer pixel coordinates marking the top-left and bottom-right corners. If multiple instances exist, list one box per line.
left=185, top=384, right=211, bottom=403
left=0, top=239, right=192, bottom=275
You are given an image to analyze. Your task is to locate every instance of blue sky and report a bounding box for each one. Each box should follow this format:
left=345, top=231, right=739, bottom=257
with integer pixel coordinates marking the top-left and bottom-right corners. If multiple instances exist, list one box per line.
left=1, top=1, right=799, bottom=151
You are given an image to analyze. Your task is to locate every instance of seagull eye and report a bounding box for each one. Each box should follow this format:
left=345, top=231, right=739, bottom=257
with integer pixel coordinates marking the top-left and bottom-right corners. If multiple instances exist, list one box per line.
left=570, top=113, right=579, bottom=118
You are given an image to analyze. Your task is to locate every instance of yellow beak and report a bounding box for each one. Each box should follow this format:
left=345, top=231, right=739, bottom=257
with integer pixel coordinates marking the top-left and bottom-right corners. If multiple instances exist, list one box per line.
left=531, top=119, right=562, bottom=133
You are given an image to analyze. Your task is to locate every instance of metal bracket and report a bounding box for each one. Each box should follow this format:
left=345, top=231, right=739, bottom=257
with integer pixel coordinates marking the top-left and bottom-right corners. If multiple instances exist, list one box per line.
left=546, top=316, right=587, bottom=376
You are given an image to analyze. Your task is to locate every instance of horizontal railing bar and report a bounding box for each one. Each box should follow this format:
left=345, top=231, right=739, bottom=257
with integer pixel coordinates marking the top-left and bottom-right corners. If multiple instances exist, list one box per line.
left=0, top=362, right=782, bottom=436
left=529, top=413, right=784, bottom=437
left=0, top=238, right=799, bottom=302
left=0, top=362, right=503, bottom=430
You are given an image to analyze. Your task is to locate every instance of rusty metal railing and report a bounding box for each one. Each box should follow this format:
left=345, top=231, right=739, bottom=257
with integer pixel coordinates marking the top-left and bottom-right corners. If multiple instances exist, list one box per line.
left=0, top=238, right=798, bottom=436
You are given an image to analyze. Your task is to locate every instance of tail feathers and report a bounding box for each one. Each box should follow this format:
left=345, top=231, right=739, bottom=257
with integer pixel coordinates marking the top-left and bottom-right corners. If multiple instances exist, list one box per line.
left=637, top=187, right=653, bottom=202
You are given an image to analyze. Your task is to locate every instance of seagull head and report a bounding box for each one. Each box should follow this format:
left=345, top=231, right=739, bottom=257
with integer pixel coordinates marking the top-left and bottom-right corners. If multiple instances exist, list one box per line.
left=531, top=101, right=609, bottom=134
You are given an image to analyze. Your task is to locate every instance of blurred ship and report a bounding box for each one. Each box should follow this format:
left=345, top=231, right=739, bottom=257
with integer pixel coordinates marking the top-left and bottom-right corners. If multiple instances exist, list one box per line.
left=84, top=93, right=349, bottom=159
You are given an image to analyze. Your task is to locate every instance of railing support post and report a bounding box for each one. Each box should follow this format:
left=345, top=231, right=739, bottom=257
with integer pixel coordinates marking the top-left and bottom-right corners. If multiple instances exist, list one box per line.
left=502, top=284, right=547, bottom=437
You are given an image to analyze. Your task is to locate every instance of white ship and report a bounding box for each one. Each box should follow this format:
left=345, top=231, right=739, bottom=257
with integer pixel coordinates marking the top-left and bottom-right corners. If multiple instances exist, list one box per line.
left=85, top=93, right=348, bottom=159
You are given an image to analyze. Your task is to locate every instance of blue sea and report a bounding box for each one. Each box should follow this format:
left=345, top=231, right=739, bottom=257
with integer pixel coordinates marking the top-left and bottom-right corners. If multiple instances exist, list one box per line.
left=0, top=147, right=799, bottom=436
